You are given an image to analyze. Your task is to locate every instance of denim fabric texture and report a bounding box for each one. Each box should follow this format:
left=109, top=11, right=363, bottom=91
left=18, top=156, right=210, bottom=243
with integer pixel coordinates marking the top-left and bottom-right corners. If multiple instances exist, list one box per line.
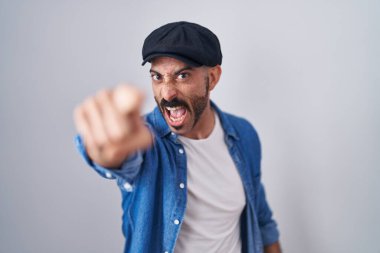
left=76, top=101, right=279, bottom=253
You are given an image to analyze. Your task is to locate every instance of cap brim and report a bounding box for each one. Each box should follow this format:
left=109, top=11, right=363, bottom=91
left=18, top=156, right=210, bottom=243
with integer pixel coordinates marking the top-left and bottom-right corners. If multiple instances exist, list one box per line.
left=142, top=53, right=202, bottom=67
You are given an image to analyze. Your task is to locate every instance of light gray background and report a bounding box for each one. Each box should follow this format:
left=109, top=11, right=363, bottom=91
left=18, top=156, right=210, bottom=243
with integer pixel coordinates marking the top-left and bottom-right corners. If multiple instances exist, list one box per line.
left=1, top=0, right=379, bottom=252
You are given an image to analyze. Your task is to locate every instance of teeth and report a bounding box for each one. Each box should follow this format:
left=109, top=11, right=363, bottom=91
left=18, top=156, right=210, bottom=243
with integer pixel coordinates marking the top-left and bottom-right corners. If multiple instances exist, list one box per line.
left=165, top=106, right=186, bottom=123
left=166, top=106, right=183, bottom=111
left=170, top=114, right=186, bottom=122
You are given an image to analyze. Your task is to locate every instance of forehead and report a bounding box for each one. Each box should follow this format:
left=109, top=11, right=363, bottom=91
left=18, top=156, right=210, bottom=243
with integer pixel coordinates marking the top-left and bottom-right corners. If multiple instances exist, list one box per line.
left=150, top=57, right=188, bottom=72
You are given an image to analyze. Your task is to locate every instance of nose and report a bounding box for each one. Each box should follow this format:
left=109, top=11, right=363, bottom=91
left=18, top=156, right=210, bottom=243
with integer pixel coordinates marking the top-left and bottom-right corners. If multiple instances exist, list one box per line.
left=161, top=82, right=178, bottom=101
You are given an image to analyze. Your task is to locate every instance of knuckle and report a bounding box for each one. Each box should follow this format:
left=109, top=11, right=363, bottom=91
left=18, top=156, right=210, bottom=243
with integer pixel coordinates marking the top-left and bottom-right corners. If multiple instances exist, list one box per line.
left=96, top=89, right=110, bottom=101
left=83, top=96, right=96, bottom=110
left=73, top=105, right=82, bottom=118
left=85, top=97, right=102, bottom=118
left=73, top=105, right=85, bottom=122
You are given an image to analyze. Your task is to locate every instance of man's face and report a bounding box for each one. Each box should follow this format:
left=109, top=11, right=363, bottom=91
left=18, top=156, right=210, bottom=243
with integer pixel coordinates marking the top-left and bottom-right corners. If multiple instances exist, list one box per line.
left=150, top=57, right=211, bottom=137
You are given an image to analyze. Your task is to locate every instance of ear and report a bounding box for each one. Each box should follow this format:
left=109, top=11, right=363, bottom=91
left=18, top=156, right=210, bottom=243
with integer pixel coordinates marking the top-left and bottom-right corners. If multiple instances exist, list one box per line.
left=207, top=65, right=222, bottom=91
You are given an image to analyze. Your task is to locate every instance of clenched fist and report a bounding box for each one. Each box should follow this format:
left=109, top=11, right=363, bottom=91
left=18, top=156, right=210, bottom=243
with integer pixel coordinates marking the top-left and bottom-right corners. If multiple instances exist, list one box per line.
left=74, top=84, right=153, bottom=168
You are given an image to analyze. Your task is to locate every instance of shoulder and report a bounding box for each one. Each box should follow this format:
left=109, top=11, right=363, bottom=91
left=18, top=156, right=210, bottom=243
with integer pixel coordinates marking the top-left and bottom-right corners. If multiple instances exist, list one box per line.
left=224, top=112, right=256, bottom=129
left=221, top=111, right=260, bottom=141
left=219, top=110, right=263, bottom=176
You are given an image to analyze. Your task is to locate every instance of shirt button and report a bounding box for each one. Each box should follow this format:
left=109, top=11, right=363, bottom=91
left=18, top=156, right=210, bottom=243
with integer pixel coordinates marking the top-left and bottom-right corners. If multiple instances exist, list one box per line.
left=179, top=183, right=185, bottom=189
left=174, top=219, right=180, bottom=225
left=105, top=172, right=112, bottom=178
left=178, top=148, right=184, bottom=154
left=123, top=182, right=133, bottom=192
left=164, top=251, right=169, bottom=253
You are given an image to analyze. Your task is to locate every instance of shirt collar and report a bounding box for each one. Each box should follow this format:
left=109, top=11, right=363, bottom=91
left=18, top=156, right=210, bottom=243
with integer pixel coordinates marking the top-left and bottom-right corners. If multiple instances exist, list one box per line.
left=151, top=100, right=239, bottom=141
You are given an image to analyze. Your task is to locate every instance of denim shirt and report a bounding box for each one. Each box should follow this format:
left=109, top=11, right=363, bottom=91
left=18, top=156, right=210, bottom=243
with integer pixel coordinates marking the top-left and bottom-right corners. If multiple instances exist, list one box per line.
left=76, top=102, right=279, bottom=253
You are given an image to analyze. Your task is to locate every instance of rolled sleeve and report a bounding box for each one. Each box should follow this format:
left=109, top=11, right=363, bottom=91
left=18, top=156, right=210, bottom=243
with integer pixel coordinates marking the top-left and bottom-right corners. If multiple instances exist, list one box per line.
left=260, top=219, right=279, bottom=246
left=255, top=182, right=280, bottom=246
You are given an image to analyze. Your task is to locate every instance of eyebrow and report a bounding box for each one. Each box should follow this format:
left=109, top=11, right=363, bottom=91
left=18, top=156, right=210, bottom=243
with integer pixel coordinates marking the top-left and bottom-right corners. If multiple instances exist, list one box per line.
left=149, top=66, right=194, bottom=76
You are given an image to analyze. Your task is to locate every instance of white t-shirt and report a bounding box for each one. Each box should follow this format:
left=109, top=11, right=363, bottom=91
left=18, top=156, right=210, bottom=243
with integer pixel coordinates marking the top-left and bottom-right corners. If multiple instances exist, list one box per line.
left=175, top=113, right=246, bottom=253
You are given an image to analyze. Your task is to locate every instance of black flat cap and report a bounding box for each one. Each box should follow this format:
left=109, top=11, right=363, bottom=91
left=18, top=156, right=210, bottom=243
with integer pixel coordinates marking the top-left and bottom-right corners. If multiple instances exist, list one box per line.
left=142, top=21, right=222, bottom=67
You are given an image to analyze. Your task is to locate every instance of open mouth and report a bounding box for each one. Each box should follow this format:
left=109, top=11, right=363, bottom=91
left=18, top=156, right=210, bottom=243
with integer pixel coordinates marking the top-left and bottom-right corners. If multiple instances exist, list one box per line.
left=164, top=106, right=187, bottom=127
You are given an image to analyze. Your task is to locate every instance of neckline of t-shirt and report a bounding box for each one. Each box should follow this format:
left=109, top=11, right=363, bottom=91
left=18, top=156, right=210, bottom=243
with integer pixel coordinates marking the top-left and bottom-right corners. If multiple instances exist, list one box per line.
left=178, top=111, right=221, bottom=144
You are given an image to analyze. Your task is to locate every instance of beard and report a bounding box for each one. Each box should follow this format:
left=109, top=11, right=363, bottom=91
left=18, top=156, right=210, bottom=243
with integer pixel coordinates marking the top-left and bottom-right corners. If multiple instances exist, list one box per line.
left=154, top=76, right=210, bottom=130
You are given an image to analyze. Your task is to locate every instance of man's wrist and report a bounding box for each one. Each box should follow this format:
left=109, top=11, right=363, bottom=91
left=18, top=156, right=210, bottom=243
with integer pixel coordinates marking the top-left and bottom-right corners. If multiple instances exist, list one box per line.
left=264, top=241, right=282, bottom=253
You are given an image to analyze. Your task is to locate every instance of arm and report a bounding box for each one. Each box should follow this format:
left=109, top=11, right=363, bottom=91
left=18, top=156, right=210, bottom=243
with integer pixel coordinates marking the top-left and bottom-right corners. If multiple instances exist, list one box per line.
left=75, top=134, right=144, bottom=184
left=255, top=182, right=281, bottom=250
left=264, top=241, right=282, bottom=253
left=248, top=124, right=281, bottom=250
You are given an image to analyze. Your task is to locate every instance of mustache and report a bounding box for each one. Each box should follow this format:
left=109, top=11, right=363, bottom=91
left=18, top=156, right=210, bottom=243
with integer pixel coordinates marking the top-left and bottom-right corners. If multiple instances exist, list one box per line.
left=160, top=98, right=189, bottom=110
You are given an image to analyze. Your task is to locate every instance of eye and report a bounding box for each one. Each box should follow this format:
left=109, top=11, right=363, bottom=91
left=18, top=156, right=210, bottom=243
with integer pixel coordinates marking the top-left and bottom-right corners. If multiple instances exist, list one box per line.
left=151, top=74, right=161, bottom=81
left=177, top=72, right=189, bottom=80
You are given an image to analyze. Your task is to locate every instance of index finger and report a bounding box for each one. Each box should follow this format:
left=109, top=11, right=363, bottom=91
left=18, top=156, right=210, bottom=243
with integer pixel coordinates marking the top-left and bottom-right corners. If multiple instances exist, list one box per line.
left=112, top=84, right=144, bottom=116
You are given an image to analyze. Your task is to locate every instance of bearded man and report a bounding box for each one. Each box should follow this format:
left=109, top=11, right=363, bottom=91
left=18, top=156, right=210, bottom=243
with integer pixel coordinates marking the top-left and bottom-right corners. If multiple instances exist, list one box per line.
left=74, top=21, right=281, bottom=253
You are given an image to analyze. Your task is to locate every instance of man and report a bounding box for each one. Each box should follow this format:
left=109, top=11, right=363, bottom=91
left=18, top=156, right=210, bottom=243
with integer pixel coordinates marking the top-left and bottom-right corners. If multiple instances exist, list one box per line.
left=74, top=21, right=281, bottom=253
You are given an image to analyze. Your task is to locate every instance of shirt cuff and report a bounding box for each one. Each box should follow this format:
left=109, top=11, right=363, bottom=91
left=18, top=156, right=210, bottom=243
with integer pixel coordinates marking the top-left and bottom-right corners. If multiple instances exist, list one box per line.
left=74, top=135, right=143, bottom=183
left=260, top=220, right=280, bottom=246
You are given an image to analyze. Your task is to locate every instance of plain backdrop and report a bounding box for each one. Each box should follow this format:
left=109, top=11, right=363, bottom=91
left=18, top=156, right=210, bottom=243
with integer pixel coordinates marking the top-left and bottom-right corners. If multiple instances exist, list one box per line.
left=1, top=1, right=379, bottom=252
